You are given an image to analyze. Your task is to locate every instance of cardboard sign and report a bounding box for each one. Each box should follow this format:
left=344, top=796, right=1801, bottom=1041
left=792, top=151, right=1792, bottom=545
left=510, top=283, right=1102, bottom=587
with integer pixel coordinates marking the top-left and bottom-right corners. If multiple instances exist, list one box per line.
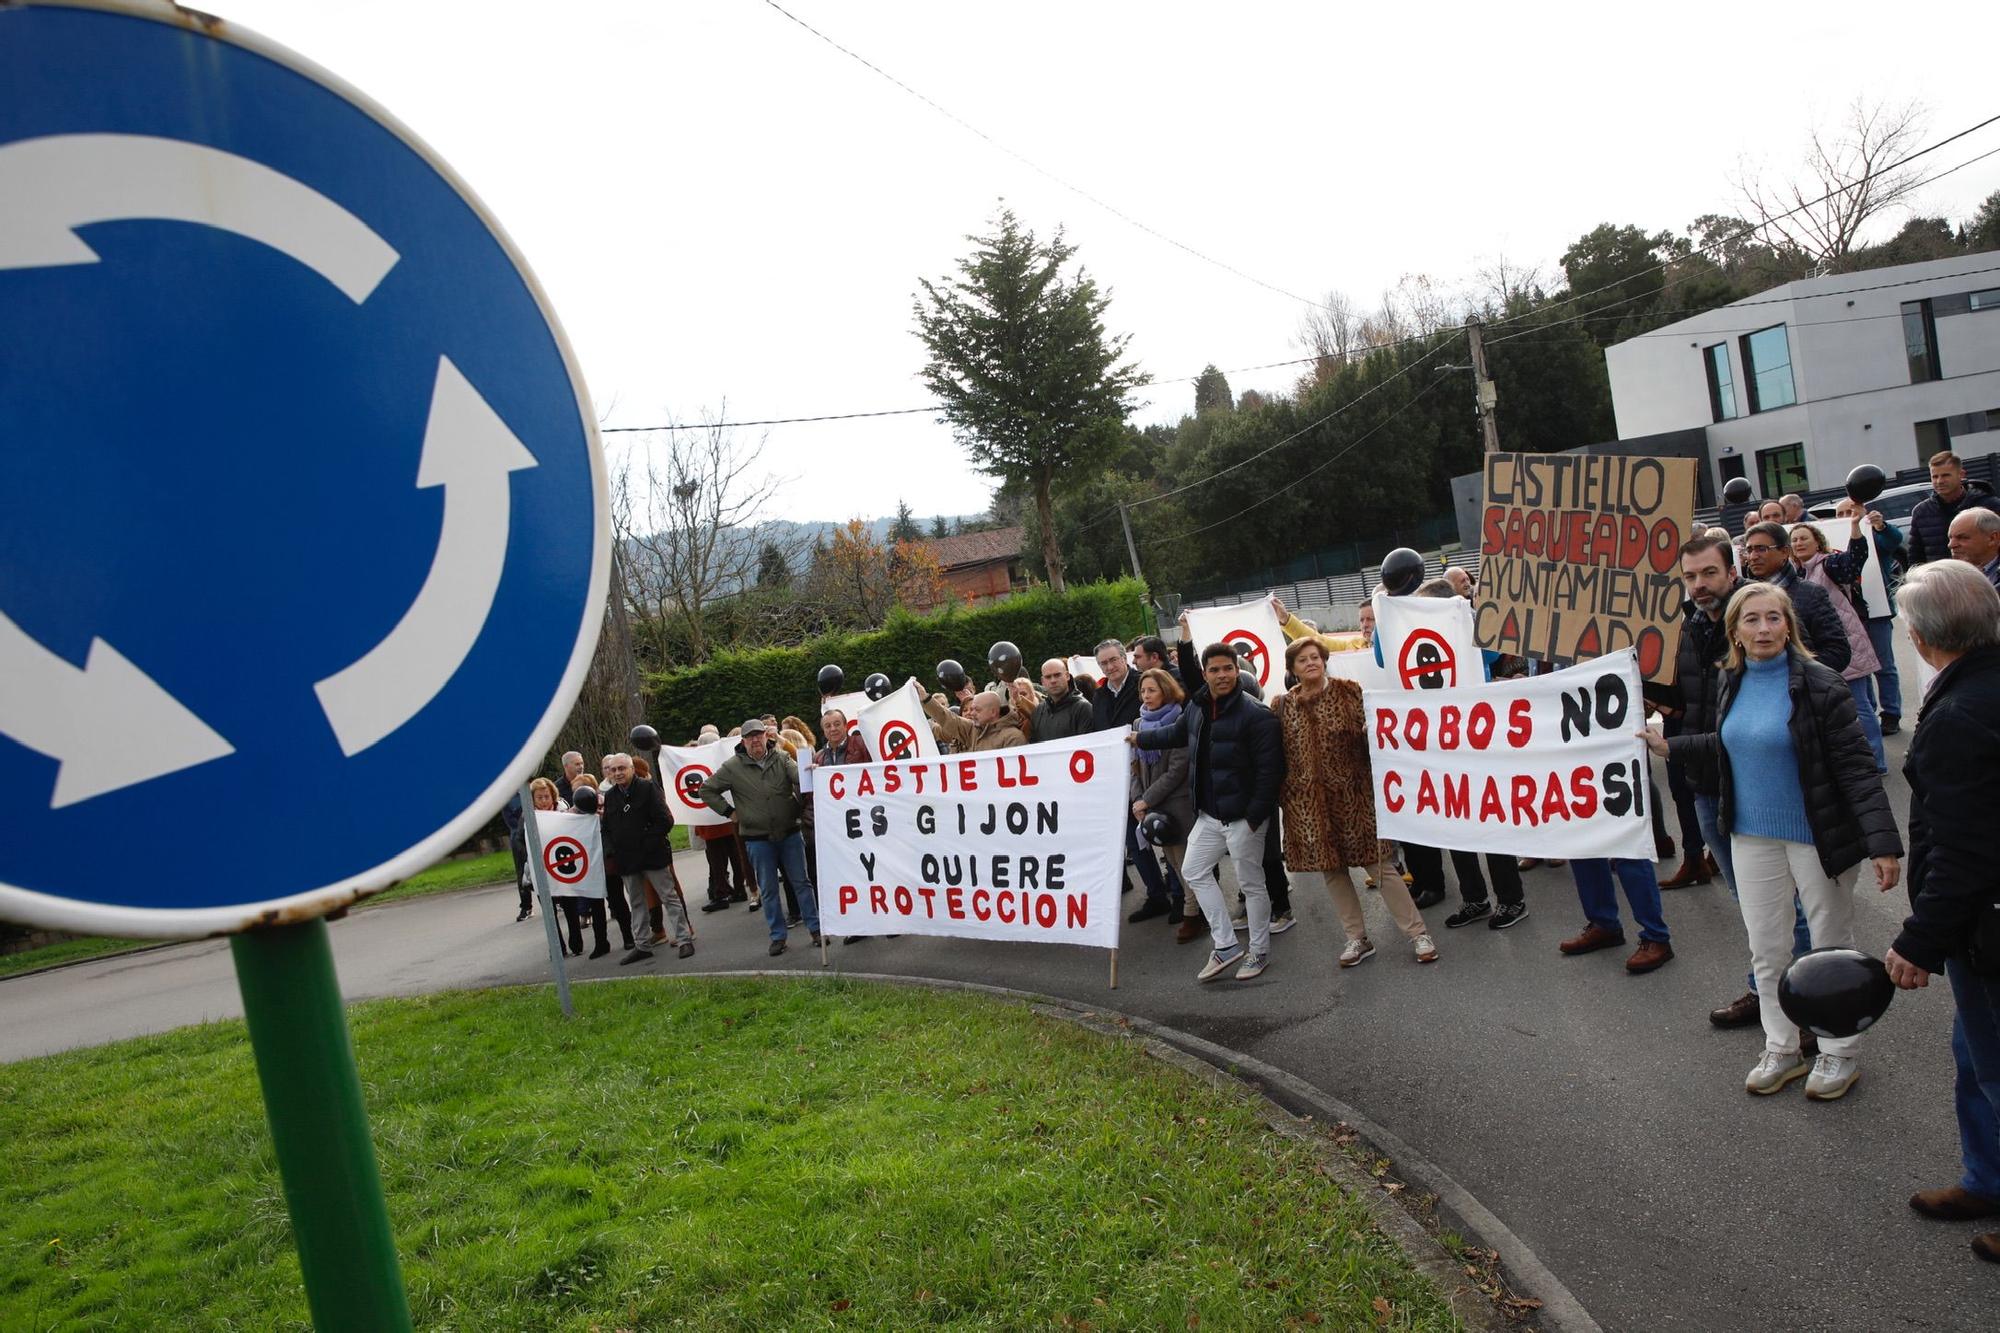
left=1476, top=453, right=1698, bottom=681
left=814, top=732, right=1129, bottom=947
left=1365, top=652, right=1655, bottom=860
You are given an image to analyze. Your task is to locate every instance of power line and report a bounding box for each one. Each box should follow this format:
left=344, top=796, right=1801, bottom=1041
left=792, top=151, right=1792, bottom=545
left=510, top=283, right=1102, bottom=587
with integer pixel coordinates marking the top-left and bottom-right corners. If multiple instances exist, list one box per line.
left=1488, top=112, right=2000, bottom=338
left=1144, top=374, right=1454, bottom=544
left=1128, top=333, right=1465, bottom=510
left=761, top=0, right=1319, bottom=309
left=602, top=405, right=936, bottom=433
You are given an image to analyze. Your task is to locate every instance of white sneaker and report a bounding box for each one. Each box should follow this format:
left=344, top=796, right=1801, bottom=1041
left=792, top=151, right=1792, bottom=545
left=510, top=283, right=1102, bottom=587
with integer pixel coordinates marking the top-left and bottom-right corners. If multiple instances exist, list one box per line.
left=1229, top=910, right=1248, bottom=929
left=1805, top=1053, right=1860, bottom=1101
left=1339, top=937, right=1375, bottom=968
left=1269, top=911, right=1297, bottom=935
left=1198, top=943, right=1246, bottom=982
left=1235, top=951, right=1270, bottom=981
left=1746, top=1051, right=1809, bottom=1095
left=1412, top=933, right=1438, bottom=964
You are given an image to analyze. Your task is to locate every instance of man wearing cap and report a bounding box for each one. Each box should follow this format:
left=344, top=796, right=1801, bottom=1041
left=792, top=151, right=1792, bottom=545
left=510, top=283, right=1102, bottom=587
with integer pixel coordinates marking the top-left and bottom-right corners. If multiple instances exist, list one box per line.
left=699, top=719, right=823, bottom=956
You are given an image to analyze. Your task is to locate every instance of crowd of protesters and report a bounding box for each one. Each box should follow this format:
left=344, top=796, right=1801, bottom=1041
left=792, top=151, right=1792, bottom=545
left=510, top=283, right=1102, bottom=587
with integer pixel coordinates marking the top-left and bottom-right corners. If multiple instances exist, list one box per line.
left=499, top=449, right=2000, bottom=1265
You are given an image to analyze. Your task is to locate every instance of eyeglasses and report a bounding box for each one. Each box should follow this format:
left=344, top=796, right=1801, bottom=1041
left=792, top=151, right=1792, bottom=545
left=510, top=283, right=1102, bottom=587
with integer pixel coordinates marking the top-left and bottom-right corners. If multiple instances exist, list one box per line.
left=1742, top=544, right=1780, bottom=554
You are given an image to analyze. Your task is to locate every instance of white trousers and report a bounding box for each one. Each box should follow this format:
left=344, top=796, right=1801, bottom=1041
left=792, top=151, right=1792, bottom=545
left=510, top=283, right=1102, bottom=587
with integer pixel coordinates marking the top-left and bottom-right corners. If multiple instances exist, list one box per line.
left=1181, top=811, right=1270, bottom=956
left=1730, top=833, right=1861, bottom=1058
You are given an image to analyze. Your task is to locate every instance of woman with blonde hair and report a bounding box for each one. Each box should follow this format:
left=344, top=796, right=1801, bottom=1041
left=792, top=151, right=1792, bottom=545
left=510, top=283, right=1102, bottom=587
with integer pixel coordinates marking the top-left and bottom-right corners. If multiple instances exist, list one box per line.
left=1645, top=582, right=1901, bottom=1100
left=1274, top=636, right=1436, bottom=968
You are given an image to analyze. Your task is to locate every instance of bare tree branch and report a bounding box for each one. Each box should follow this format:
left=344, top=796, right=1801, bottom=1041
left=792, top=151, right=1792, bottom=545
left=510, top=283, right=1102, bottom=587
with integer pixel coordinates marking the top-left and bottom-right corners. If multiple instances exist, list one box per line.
left=1737, top=97, right=1929, bottom=270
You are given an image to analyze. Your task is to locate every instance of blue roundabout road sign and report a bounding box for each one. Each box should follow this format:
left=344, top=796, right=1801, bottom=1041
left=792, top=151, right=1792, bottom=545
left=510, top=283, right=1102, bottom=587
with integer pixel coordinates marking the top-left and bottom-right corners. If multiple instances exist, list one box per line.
left=0, top=2, right=608, bottom=936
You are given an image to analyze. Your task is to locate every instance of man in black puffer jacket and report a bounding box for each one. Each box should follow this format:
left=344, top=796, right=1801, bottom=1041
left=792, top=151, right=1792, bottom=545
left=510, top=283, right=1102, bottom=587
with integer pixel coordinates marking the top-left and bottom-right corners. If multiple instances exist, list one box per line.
left=1884, top=562, right=2000, bottom=1259
left=1137, top=642, right=1286, bottom=983
left=1741, top=522, right=1851, bottom=673
left=1906, top=450, right=2000, bottom=568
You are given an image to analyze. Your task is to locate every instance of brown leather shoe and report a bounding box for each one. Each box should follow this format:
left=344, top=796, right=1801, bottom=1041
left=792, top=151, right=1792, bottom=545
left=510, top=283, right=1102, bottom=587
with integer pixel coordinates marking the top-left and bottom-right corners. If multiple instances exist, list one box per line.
left=1710, top=992, right=1761, bottom=1027
left=1625, top=939, right=1674, bottom=973
left=1974, top=1232, right=2000, bottom=1264
left=1175, top=918, right=1203, bottom=944
left=1701, top=850, right=1719, bottom=880
left=1559, top=924, right=1625, bottom=955
left=1910, top=1185, right=2000, bottom=1221
left=1659, top=858, right=1712, bottom=890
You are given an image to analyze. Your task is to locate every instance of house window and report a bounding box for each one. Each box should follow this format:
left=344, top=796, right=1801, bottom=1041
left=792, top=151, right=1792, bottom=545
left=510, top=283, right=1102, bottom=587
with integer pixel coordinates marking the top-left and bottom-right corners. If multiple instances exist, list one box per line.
left=1915, top=418, right=1951, bottom=465
left=1756, top=444, right=1807, bottom=498
left=1935, top=288, right=2000, bottom=316
left=1970, top=289, right=2000, bottom=311
left=1903, top=299, right=1941, bottom=383
left=1703, top=343, right=1738, bottom=421
left=1740, top=325, right=1797, bottom=412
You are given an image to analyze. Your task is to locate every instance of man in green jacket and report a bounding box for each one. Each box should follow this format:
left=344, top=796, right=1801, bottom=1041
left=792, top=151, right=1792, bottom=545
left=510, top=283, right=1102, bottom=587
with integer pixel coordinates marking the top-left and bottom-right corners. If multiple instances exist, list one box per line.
left=699, top=719, right=823, bottom=956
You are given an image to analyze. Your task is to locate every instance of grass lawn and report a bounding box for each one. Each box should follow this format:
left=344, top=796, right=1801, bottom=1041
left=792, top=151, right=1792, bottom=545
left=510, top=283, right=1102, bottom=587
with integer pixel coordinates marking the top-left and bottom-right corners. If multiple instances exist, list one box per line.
left=0, top=825, right=696, bottom=978
left=0, top=978, right=1460, bottom=1331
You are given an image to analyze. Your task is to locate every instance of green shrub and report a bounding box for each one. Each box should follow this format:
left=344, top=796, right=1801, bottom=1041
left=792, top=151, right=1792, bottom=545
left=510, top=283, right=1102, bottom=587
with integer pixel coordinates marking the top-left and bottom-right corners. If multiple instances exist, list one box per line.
left=646, top=579, right=1150, bottom=741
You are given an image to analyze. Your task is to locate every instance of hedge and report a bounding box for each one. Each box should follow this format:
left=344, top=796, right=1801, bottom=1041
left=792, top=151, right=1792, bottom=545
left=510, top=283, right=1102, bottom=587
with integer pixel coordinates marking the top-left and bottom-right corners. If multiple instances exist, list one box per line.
left=645, top=579, right=1151, bottom=742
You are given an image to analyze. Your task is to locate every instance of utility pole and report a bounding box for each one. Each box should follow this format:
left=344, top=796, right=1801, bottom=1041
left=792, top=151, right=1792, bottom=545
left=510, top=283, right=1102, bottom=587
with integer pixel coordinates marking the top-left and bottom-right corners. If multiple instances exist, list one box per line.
left=1466, top=317, right=1501, bottom=454
left=1117, top=502, right=1146, bottom=585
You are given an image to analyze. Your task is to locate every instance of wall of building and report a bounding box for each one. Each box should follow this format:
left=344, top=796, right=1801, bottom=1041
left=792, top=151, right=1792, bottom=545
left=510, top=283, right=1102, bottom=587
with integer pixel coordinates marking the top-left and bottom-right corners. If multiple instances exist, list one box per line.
left=1607, top=251, right=2000, bottom=497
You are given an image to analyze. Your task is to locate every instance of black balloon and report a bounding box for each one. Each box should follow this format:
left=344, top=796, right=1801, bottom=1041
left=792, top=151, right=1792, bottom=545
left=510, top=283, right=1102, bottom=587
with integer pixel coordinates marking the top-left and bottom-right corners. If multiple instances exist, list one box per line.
left=937, top=658, right=969, bottom=691
left=1722, top=476, right=1755, bottom=505
left=863, top=672, right=892, bottom=701
left=816, top=663, right=845, bottom=695
left=1380, top=547, right=1425, bottom=596
left=569, top=786, right=599, bottom=814
left=1846, top=463, right=1887, bottom=506
left=1778, top=947, right=1895, bottom=1039
left=988, top=640, right=1023, bottom=677
left=1139, top=811, right=1174, bottom=846
left=628, top=724, right=659, bottom=753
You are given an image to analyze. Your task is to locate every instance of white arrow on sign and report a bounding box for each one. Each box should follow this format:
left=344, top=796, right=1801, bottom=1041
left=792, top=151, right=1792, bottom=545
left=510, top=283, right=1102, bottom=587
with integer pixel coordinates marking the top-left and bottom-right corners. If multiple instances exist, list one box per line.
left=0, top=612, right=235, bottom=809
left=0, top=133, right=399, bottom=302
left=313, top=356, right=538, bottom=756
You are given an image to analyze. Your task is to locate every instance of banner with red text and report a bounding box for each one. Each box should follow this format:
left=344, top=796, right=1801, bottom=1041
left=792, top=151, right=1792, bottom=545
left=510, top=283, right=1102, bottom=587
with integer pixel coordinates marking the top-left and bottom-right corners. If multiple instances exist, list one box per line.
left=1365, top=651, right=1654, bottom=860
left=1184, top=597, right=1287, bottom=697
left=1476, top=452, right=1697, bottom=681
left=814, top=731, right=1129, bottom=947
left=658, top=736, right=735, bottom=828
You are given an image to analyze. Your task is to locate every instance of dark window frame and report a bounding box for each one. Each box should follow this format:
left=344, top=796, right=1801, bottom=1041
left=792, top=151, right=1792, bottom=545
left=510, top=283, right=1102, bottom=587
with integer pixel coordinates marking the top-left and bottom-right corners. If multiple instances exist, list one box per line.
left=1755, top=442, right=1808, bottom=498
left=1703, top=342, right=1738, bottom=421
left=1740, top=324, right=1797, bottom=413
left=1903, top=298, right=1942, bottom=383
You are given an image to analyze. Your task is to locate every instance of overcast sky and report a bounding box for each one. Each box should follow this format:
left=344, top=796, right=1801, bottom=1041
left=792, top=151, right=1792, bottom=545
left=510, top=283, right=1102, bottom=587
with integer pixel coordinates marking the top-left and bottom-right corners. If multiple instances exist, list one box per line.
left=224, top=0, right=1999, bottom=522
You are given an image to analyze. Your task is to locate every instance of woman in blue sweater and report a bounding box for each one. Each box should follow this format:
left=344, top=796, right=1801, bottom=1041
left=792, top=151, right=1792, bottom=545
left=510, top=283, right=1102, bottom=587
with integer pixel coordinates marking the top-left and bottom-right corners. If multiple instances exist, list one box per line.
left=1643, top=583, right=1903, bottom=1101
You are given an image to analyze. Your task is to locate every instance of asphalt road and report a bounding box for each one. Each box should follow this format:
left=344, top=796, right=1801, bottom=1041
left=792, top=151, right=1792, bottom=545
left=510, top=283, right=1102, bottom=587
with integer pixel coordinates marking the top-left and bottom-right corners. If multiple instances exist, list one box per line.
left=5, top=640, right=1992, bottom=1330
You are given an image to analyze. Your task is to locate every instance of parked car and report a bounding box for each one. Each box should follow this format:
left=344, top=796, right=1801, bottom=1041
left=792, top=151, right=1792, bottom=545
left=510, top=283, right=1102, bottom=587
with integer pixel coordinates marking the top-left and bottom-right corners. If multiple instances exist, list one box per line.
left=1805, top=482, right=1929, bottom=537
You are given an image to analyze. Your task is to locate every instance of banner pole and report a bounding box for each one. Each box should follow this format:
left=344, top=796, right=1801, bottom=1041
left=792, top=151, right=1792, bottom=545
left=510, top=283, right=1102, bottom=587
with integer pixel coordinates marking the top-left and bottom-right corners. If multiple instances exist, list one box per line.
left=518, top=781, right=574, bottom=1019
left=1108, top=947, right=1119, bottom=990
left=231, top=921, right=412, bottom=1331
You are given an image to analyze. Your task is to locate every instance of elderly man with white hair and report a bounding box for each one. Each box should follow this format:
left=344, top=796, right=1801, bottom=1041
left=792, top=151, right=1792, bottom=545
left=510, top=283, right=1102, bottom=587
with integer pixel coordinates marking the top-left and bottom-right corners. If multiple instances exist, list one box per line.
left=1887, top=560, right=2000, bottom=1265
left=923, top=688, right=1027, bottom=751
left=1948, top=507, right=2000, bottom=590
left=601, top=751, right=692, bottom=964
left=557, top=751, right=584, bottom=803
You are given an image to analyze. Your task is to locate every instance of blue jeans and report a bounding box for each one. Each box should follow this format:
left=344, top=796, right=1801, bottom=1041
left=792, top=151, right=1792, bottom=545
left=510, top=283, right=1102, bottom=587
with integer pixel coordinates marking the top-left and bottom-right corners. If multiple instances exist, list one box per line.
left=744, top=832, right=819, bottom=941
left=1570, top=858, right=1670, bottom=943
left=1695, top=792, right=1810, bottom=989
left=1864, top=617, right=1902, bottom=721
left=1947, top=958, right=2000, bottom=1200
left=1847, top=675, right=1888, bottom=772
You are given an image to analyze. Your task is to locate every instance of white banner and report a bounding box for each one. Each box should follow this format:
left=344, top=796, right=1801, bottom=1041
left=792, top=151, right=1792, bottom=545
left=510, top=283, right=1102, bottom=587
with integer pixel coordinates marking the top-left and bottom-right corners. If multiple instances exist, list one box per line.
left=657, top=736, right=736, bottom=828
left=1372, top=591, right=1484, bottom=691
left=1365, top=652, right=1655, bottom=860
left=822, top=690, right=875, bottom=731
left=855, top=678, right=941, bottom=762
left=531, top=810, right=605, bottom=899
left=1790, top=519, right=1891, bottom=619
left=1185, top=597, right=1287, bottom=697
left=1066, top=654, right=1100, bottom=682
left=1324, top=644, right=1391, bottom=689
left=814, top=731, right=1129, bottom=947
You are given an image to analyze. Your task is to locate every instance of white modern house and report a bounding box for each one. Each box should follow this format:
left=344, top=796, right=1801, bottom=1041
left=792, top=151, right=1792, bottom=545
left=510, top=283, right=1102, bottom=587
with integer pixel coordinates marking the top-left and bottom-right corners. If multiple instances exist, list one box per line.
left=1606, top=250, right=2000, bottom=500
